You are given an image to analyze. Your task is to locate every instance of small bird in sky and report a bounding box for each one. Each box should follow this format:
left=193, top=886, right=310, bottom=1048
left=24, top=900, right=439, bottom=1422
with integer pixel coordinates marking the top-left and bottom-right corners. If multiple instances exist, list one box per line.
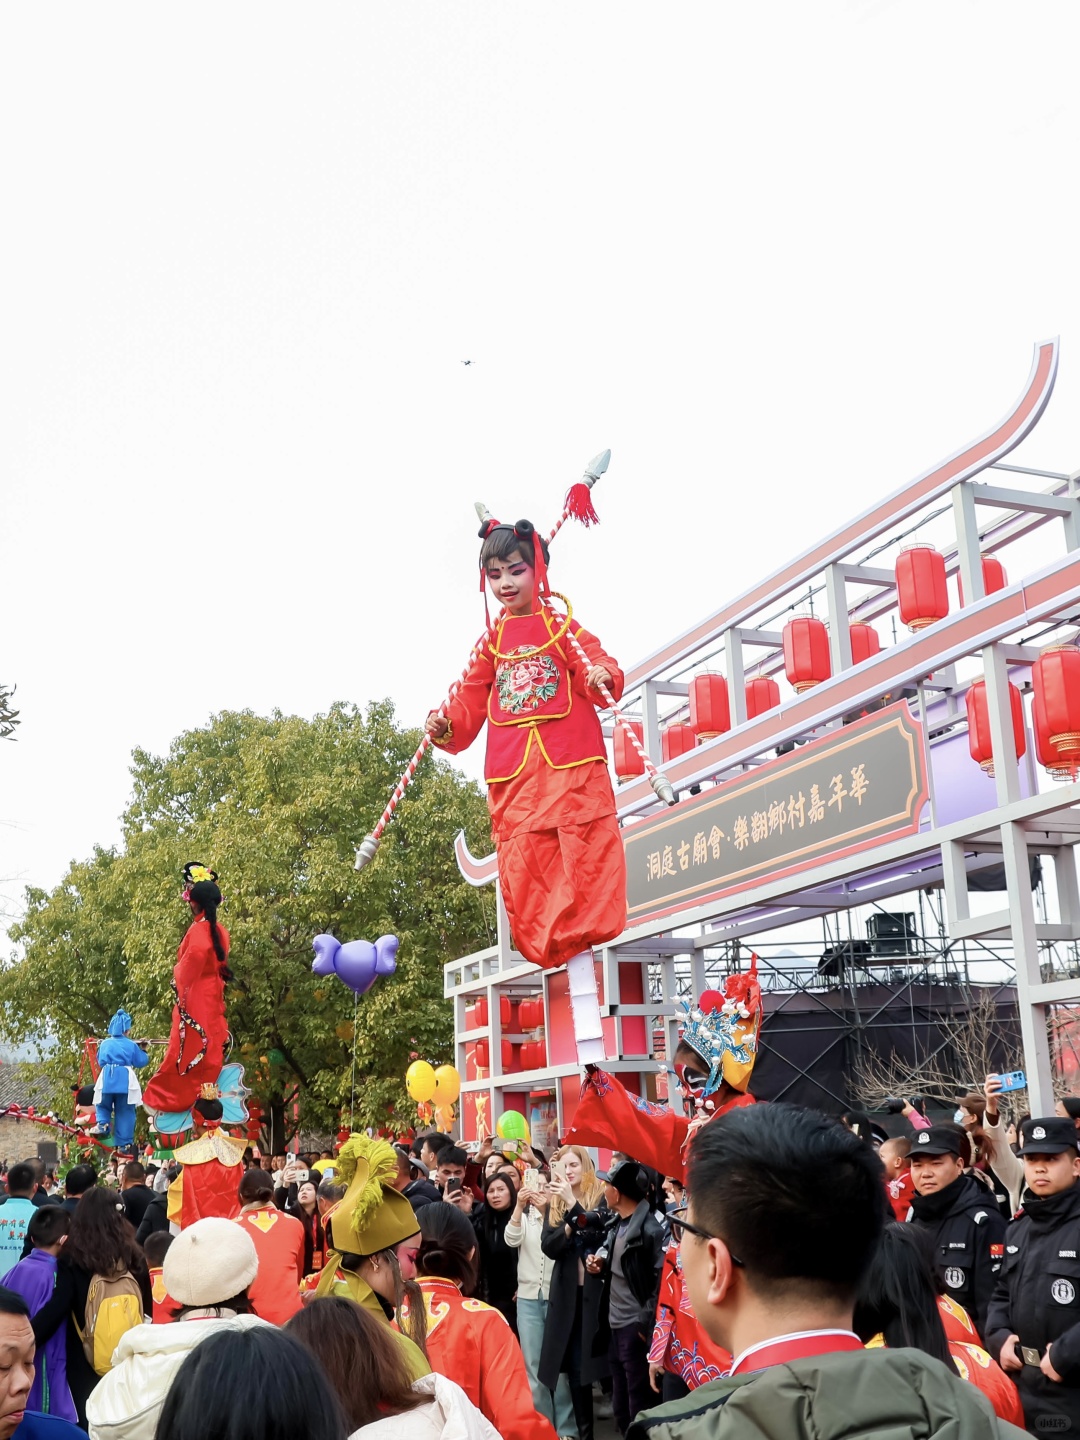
left=461, top=359, right=473, bottom=366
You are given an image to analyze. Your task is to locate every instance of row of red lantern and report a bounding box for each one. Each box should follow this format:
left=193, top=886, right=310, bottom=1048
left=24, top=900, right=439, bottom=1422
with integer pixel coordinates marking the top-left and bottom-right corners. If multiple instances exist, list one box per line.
left=615, top=678, right=783, bottom=780
left=896, top=546, right=1007, bottom=632
left=618, top=547, right=1010, bottom=781
left=965, top=646, right=1080, bottom=783
left=468, top=995, right=544, bottom=1032
left=472, top=1038, right=547, bottom=1071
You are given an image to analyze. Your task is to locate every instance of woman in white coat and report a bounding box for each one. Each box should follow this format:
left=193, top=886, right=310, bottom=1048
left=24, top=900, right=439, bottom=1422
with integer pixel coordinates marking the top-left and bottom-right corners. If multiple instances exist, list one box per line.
left=86, top=1219, right=268, bottom=1440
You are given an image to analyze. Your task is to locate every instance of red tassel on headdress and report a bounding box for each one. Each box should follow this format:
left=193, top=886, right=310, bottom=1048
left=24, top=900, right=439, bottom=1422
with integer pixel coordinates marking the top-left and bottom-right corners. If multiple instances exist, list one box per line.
left=564, top=482, right=600, bottom=527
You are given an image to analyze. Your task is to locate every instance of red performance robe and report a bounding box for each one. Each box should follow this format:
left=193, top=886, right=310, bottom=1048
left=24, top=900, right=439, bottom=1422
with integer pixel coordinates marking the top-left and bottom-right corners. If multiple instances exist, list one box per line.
left=436, top=610, right=627, bottom=969
left=649, top=1238, right=733, bottom=1388
left=566, top=1067, right=756, bottom=1184
left=166, top=1129, right=244, bottom=1227
left=568, top=1069, right=754, bottom=1391
left=143, top=916, right=229, bottom=1113
left=405, top=1277, right=557, bottom=1440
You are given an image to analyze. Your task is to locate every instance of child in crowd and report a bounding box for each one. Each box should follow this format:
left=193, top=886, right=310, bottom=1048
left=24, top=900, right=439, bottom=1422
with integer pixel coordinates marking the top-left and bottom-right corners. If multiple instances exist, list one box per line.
left=0, top=1205, right=77, bottom=1421
left=143, top=1230, right=181, bottom=1323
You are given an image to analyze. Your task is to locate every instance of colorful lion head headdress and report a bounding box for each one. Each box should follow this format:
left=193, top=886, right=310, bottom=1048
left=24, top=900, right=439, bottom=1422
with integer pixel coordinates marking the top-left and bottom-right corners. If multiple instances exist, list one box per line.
left=677, top=955, right=762, bottom=1098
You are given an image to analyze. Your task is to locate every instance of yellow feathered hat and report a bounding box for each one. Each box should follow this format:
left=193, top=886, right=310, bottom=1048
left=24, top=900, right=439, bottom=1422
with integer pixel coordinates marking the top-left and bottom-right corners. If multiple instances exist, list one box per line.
left=327, top=1135, right=419, bottom=1258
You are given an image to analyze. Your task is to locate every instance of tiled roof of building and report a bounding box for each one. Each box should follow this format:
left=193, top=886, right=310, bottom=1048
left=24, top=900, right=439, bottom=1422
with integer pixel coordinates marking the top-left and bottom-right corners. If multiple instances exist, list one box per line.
left=0, top=1065, right=55, bottom=1110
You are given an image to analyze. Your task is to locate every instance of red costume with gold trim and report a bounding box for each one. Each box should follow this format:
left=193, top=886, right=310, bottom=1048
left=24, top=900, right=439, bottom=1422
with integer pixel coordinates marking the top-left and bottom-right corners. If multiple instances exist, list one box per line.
left=405, top=1277, right=557, bottom=1440
left=570, top=966, right=763, bottom=1391
left=437, top=607, right=627, bottom=969
left=166, top=1127, right=244, bottom=1227
left=143, top=916, right=229, bottom=1114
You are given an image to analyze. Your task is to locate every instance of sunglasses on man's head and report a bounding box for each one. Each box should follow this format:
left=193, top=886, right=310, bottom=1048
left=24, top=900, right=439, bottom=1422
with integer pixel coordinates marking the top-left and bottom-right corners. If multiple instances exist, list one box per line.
left=669, top=1206, right=744, bottom=1266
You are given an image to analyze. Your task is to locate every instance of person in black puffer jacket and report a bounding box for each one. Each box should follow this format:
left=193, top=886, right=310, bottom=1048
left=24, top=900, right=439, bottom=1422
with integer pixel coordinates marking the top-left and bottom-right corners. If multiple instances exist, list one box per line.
left=908, top=1125, right=1007, bottom=1341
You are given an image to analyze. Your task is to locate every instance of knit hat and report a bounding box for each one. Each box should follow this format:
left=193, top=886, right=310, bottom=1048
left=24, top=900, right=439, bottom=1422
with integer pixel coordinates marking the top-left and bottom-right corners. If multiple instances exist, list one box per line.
left=163, top=1218, right=258, bottom=1307
left=329, top=1135, right=420, bottom=1257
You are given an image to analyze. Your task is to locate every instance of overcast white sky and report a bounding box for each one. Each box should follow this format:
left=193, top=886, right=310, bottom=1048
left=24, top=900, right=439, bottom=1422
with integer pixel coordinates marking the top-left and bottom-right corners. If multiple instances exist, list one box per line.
left=3, top=2, right=1080, bottom=926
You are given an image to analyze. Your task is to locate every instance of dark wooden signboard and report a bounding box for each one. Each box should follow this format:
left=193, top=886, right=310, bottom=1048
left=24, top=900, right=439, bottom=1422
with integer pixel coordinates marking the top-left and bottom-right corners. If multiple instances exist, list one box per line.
left=624, top=702, right=929, bottom=927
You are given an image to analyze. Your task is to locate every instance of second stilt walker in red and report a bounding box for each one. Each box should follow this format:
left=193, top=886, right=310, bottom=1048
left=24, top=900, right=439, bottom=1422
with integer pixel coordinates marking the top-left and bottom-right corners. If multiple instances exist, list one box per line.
left=426, top=516, right=627, bottom=1059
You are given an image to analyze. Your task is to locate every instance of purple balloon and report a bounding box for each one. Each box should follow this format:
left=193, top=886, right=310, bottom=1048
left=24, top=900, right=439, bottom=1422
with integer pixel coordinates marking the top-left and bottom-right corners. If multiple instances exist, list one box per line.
left=311, top=934, right=340, bottom=976
left=310, top=932, right=399, bottom=996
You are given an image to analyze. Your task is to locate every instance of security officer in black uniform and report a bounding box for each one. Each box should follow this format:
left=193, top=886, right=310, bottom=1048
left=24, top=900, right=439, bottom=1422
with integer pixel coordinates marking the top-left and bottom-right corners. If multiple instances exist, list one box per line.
left=986, top=1116, right=1080, bottom=1435
left=908, top=1123, right=1006, bottom=1340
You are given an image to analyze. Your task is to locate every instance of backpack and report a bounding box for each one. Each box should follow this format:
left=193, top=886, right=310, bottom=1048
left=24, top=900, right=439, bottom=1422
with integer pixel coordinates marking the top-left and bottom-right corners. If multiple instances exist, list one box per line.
left=76, top=1268, right=145, bottom=1375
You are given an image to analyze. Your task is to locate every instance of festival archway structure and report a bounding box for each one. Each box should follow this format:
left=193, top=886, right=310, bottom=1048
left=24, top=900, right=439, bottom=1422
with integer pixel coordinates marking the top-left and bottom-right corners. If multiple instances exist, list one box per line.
left=444, top=339, right=1080, bottom=1143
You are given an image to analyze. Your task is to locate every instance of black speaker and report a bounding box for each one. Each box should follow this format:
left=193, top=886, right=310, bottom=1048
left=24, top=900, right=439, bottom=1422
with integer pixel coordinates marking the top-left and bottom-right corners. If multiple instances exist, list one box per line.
left=866, top=912, right=916, bottom=957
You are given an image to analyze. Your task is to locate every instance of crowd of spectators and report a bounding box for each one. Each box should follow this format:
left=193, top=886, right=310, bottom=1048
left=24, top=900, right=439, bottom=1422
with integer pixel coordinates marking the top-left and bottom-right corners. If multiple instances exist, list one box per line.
left=3, top=1071, right=1080, bottom=1438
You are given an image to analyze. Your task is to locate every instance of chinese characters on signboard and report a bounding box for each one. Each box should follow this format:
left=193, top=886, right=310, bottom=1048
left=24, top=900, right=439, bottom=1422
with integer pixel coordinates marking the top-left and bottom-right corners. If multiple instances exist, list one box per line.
left=624, top=703, right=928, bottom=925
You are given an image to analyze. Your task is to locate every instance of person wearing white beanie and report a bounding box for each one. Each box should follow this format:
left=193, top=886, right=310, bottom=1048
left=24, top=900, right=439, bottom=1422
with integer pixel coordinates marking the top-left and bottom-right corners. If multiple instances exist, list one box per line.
left=86, top=1219, right=269, bottom=1440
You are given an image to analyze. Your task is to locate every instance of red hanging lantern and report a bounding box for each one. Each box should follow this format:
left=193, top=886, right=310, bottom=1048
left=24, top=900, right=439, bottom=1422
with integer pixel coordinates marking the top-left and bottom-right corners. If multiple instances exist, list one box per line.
left=500, top=995, right=513, bottom=1027
left=519, top=999, right=534, bottom=1032
left=896, top=545, right=949, bottom=631
left=849, top=622, right=881, bottom=666
left=614, top=721, right=645, bottom=782
left=474, top=1039, right=490, bottom=1069
left=534, top=1039, right=547, bottom=1068
left=474, top=997, right=488, bottom=1027
left=958, top=555, right=1008, bottom=605
left=1033, top=645, right=1080, bottom=780
left=745, top=676, right=780, bottom=718
left=501, top=1040, right=516, bottom=1071
left=336, top=1126, right=350, bottom=1148
left=689, top=674, right=731, bottom=739
left=965, top=679, right=1026, bottom=776
left=783, top=616, right=831, bottom=693
left=662, top=724, right=697, bottom=762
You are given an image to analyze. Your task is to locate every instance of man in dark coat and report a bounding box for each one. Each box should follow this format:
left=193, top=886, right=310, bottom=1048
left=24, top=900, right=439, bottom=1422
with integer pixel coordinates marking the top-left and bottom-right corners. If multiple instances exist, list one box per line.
left=986, top=1116, right=1080, bottom=1434
left=908, top=1125, right=1006, bottom=1340
left=119, top=1160, right=154, bottom=1228
left=587, top=1162, right=666, bottom=1436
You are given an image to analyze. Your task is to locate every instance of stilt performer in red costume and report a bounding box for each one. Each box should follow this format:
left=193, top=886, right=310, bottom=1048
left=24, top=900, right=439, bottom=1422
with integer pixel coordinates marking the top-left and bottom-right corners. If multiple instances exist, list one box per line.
left=142, top=863, right=231, bottom=1116
left=355, top=451, right=674, bottom=1061
left=566, top=961, right=763, bottom=1390
left=425, top=510, right=628, bottom=1059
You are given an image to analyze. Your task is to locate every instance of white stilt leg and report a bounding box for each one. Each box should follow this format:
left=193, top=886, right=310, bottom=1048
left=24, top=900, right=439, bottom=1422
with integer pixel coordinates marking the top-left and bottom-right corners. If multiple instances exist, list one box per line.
left=566, top=950, right=608, bottom=1063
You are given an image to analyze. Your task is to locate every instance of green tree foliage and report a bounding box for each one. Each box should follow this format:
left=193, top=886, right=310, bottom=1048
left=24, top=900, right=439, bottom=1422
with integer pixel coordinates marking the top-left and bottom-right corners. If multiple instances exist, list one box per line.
left=0, top=702, right=494, bottom=1139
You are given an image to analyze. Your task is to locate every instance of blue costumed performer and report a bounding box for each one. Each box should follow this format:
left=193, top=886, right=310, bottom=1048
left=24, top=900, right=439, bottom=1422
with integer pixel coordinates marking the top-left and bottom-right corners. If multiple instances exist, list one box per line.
left=90, top=1009, right=148, bottom=1156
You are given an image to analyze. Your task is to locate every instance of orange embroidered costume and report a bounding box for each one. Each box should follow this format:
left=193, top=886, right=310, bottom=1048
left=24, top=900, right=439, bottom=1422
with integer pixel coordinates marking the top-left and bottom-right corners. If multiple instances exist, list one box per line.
left=568, top=961, right=763, bottom=1391
left=435, top=605, right=627, bottom=970
left=237, top=1203, right=305, bottom=1325
left=143, top=863, right=230, bottom=1116
left=407, top=1277, right=557, bottom=1440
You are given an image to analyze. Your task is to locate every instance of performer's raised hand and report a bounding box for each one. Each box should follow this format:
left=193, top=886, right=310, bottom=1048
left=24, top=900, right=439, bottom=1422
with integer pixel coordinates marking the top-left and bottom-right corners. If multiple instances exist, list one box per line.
left=584, top=665, right=612, bottom=691
left=425, top=712, right=450, bottom=740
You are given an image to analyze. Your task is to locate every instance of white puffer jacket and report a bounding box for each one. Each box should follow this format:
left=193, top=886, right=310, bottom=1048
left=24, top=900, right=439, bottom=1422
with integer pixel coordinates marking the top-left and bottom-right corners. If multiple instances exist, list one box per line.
left=351, top=1373, right=503, bottom=1440
left=86, top=1313, right=270, bottom=1440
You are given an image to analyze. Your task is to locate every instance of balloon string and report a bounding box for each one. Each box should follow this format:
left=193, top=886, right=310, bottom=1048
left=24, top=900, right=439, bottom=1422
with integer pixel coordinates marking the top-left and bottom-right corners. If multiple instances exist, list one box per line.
left=349, top=990, right=358, bottom=1131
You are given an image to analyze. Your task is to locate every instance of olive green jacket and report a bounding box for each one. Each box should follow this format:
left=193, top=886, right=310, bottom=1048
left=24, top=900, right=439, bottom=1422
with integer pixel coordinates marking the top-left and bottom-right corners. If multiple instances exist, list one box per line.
left=626, top=1348, right=1027, bottom=1440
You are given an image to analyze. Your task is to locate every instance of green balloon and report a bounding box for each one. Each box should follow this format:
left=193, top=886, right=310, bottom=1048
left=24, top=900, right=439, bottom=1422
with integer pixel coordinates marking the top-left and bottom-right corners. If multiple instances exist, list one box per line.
left=495, top=1109, right=528, bottom=1142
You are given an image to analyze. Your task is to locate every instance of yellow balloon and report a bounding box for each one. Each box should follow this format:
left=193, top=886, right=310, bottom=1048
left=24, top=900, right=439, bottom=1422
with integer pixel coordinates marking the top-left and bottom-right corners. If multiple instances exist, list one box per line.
left=432, top=1064, right=461, bottom=1106
left=406, top=1060, right=437, bottom=1103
